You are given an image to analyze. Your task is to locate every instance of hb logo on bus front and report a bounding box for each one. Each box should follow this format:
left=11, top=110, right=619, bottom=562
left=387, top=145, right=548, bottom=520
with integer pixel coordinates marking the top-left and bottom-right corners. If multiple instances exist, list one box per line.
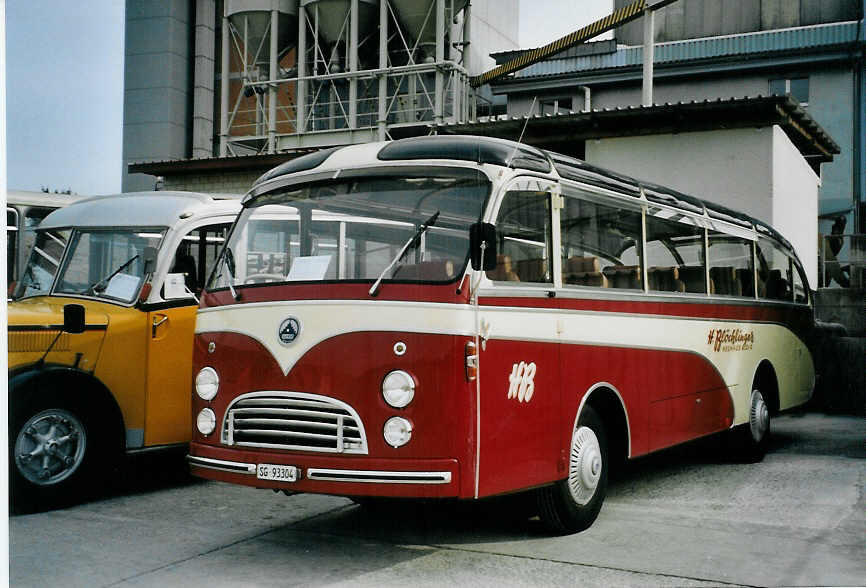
left=278, top=317, right=301, bottom=346
left=507, top=361, right=537, bottom=403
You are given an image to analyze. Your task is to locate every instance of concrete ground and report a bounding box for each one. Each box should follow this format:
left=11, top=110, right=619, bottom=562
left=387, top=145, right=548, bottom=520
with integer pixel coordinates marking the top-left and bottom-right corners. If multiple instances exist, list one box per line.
left=10, top=412, right=866, bottom=587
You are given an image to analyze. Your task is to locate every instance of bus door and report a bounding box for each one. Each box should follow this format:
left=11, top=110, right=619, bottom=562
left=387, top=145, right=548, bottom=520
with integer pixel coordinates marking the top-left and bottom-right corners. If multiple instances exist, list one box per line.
left=476, top=181, right=562, bottom=497
left=144, top=223, right=231, bottom=446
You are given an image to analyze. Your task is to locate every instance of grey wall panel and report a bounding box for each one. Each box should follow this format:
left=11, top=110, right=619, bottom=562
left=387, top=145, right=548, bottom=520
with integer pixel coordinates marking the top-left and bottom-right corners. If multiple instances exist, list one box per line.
left=122, top=0, right=192, bottom=192
left=801, top=0, right=861, bottom=25
left=615, top=0, right=858, bottom=44
left=124, top=53, right=192, bottom=91
left=124, top=122, right=190, bottom=161
left=807, top=67, right=855, bottom=207
left=124, top=88, right=191, bottom=125
left=761, top=0, right=801, bottom=30
left=125, top=15, right=190, bottom=56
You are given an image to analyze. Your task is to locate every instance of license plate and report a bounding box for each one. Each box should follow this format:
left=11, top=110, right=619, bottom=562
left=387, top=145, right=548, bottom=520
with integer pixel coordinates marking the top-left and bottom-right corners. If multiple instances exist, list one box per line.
left=256, top=464, right=299, bottom=482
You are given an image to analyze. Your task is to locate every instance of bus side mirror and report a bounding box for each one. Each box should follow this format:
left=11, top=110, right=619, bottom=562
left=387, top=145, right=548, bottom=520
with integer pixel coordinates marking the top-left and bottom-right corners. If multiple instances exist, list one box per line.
left=470, top=222, right=497, bottom=271
left=63, top=304, right=86, bottom=334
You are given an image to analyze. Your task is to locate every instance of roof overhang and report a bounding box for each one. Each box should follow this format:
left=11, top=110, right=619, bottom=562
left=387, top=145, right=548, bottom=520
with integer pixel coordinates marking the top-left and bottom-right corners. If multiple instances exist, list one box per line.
left=435, top=96, right=839, bottom=172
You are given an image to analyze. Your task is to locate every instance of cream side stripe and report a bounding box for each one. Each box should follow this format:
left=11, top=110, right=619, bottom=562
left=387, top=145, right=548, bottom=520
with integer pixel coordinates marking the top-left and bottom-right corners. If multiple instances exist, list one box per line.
left=197, top=301, right=812, bottom=426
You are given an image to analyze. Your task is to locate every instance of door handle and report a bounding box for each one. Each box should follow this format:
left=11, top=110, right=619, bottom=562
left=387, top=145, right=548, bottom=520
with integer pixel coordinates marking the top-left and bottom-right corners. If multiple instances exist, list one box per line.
left=152, top=315, right=169, bottom=338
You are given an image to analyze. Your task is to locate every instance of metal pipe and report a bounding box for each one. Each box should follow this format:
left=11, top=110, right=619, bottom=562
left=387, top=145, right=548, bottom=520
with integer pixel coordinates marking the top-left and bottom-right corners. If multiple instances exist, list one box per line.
left=463, top=1, right=471, bottom=73
left=435, top=0, right=445, bottom=124
left=642, top=7, right=654, bottom=106
left=268, top=7, right=278, bottom=153
left=378, top=0, right=388, bottom=140
left=219, top=9, right=229, bottom=156
left=349, top=0, right=359, bottom=129
left=297, top=4, right=307, bottom=134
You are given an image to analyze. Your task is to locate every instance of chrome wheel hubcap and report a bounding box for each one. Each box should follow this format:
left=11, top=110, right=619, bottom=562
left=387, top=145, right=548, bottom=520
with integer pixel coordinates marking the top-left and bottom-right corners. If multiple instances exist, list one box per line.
left=568, top=425, right=602, bottom=505
left=749, top=390, right=769, bottom=443
left=15, top=409, right=86, bottom=486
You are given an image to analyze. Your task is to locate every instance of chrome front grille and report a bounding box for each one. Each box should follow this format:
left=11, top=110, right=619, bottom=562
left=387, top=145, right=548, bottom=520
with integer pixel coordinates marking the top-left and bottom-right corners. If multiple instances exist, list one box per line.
left=221, top=391, right=367, bottom=454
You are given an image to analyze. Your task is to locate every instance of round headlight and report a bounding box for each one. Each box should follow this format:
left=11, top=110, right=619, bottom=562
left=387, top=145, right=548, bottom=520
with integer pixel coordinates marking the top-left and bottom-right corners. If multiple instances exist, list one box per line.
left=383, top=416, right=413, bottom=448
left=382, top=370, right=415, bottom=408
left=196, top=367, right=219, bottom=401
left=196, top=408, right=216, bottom=436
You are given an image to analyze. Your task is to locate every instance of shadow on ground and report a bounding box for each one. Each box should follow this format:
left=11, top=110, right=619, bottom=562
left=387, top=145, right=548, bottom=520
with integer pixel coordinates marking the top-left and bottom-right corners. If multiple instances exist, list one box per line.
left=10, top=448, right=204, bottom=516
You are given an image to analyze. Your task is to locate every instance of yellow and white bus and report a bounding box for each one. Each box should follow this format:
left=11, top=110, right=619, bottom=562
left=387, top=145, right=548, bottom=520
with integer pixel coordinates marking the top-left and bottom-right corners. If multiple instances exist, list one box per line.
left=8, top=191, right=240, bottom=511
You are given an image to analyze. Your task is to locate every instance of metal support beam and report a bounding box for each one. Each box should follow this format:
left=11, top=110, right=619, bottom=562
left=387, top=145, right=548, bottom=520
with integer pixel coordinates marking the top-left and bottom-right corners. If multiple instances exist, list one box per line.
left=219, top=10, right=229, bottom=156
left=434, top=0, right=445, bottom=124
left=349, top=0, right=359, bottom=129
left=378, top=0, right=388, bottom=140
left=268, top=7, right=278, bottom=153
left=297, top=5, right=307, bottom=134
left=642, top=8, right=654, bottom=106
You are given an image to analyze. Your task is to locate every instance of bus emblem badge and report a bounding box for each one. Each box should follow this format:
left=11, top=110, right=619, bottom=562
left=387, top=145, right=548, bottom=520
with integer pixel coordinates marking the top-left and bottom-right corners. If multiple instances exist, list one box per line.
left=278, top=317, right=301, bottom=346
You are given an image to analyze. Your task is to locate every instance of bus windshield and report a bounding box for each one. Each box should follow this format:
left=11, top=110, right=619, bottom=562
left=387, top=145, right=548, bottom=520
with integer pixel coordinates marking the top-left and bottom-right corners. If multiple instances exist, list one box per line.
left=210, top=168, right=489, bottom=289
left=17, top=228, right=165, bottom=303
left=16, top=229, right=71, bottom=298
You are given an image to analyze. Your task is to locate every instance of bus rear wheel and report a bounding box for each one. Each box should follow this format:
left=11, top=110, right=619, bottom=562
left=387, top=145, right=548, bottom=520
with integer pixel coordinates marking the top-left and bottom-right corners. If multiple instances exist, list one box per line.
left=537, top=405, right=608, bottom=534
left=730, top=388, right=770, bottom=463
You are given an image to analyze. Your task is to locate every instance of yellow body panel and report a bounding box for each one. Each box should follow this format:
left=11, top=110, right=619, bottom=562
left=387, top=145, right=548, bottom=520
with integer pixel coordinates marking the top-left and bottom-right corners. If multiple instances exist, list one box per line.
left=144, top=305, right=198, bottom=445
left=7, top=296, right=198, bottom=448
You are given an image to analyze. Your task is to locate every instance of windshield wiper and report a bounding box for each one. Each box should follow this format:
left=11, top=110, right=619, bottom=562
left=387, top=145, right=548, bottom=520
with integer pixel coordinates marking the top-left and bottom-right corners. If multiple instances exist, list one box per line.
left=217, top=247, right=240, bottom=301
left=369, top=210, right=440, bottom=297
left=85, top=254, right=139, bottom=295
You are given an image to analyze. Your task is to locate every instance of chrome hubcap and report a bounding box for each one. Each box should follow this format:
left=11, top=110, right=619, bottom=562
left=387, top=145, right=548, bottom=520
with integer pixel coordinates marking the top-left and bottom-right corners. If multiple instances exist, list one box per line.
left=568, top=425, right=602, bottom=505
left=749, top=390, right=769, bottom=443
left=15, top=409, right=86, bottom=486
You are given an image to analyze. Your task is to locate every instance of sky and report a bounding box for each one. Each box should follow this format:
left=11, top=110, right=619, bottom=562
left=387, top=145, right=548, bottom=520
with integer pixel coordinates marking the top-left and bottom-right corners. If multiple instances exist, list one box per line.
left=5, top=0, right=611, bottom=196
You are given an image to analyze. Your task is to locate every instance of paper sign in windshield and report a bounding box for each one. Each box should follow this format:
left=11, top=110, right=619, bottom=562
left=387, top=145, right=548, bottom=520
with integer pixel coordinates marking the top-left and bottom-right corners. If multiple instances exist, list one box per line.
left=287, top=255, right=331, bottom=281
left=105, top=273, right=141, bottom=301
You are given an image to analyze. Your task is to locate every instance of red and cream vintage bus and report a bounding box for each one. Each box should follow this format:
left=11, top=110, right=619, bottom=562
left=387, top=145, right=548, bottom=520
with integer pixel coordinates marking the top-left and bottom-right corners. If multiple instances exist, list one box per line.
left=188, top=136, right=815, bottom=533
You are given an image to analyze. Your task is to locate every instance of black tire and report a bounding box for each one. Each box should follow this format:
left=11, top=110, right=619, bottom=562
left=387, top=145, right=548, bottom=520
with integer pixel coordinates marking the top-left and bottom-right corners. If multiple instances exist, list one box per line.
left=537, top=405, right=608, bottom=534
left=728, top=388, right=770, bottom=463
left=9, top=390, right=112, bottom=513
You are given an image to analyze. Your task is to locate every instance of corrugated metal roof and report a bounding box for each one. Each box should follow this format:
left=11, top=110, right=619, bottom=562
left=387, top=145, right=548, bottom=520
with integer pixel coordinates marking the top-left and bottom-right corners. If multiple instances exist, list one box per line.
left=512, top=21, right=861, bottom=80
left=436, top=96, right=840, bottom=168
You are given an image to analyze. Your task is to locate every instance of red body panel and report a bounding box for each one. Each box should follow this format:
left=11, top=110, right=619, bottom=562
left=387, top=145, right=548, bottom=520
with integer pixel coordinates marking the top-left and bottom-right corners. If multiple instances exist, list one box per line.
left=192, top=330, right=477, bottom=498
left=191, top=287, right=812, bottom=500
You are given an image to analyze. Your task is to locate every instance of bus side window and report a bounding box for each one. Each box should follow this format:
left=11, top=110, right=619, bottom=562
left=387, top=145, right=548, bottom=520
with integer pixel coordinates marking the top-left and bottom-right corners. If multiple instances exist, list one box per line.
left=645, top=212, right=705, bottom=294
left=174, top=223, right=232, bottom=294
left=756, top=237, right=792, bottom=301
left=708, top=232, right=755, bottom=297
left=792, top=258, right=808, bottom=303
left=489, top=190, right=552, bottom=284
left=560, top=188, right=642, bottom=290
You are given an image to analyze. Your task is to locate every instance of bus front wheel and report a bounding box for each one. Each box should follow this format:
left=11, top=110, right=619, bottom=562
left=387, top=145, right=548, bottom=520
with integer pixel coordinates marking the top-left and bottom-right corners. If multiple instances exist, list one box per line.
left=9, top=392, right=109, bottom=512
left=537, top=405, right=608, bottom=534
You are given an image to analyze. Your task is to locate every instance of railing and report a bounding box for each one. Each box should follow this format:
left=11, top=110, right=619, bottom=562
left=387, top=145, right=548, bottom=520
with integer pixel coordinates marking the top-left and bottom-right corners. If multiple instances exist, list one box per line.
left=224, top=62, right=475, bottom=154
left=818, top=233, right=866, bottom=289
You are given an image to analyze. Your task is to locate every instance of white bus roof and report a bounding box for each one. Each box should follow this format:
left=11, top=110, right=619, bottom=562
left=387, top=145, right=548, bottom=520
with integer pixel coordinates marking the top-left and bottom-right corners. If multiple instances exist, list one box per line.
left=6, top=190, right=86, bottom=209
left=37, top=191, right=241, bottom=230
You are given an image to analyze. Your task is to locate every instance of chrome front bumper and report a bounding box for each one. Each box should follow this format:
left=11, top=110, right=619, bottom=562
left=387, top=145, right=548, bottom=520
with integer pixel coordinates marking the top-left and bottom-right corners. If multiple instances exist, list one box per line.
left=187, top=455, right=452, bottom=484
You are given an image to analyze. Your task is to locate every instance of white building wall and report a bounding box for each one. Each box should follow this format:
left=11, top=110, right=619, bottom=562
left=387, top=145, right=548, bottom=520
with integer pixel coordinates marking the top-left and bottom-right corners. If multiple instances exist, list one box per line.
left=771, top=126, right=820, bottom=285
left=584, top=126, right=819, bottom=284
left=465, top=0, right=519, bottom=75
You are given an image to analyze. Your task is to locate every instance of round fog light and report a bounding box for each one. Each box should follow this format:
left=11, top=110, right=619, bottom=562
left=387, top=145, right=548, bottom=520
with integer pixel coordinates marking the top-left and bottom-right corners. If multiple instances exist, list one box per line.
left=382, top=370, right=415, bottom=408
left=197, top=408, right=216, bottom=436
left=383, top=416, right=413, bottom=448
left=196, top=367, right=219, bottom=400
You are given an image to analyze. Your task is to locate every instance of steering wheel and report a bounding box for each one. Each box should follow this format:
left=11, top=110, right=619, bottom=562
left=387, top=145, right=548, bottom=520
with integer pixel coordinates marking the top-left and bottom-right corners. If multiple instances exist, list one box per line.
left=244, top=273, right=285, bottom=284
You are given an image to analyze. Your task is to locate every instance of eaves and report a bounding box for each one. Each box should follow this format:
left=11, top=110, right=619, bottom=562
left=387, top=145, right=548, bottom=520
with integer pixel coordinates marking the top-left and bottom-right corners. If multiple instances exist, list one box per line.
left=491, top=45, right=862, bottom=95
